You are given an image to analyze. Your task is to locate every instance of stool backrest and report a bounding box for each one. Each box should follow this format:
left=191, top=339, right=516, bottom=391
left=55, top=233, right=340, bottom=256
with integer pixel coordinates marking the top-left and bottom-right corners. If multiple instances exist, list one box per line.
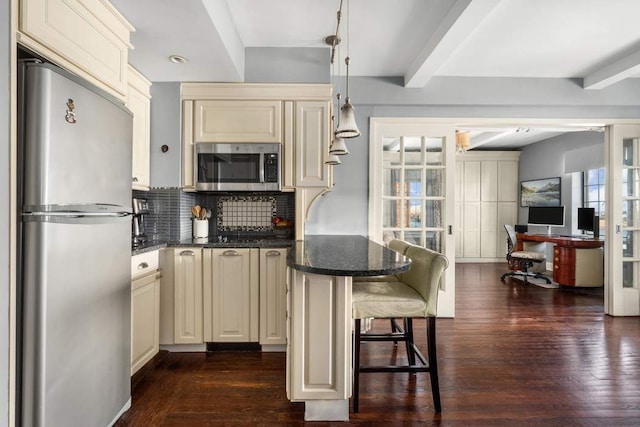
left=398, top=246, right=449, bottom=317
left=388, top=239, right=412, bottom=255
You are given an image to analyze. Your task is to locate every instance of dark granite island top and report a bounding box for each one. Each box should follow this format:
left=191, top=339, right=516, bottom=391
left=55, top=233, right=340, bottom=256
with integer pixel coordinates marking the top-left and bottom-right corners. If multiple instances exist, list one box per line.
left=287, top=235, right=411, bottom=277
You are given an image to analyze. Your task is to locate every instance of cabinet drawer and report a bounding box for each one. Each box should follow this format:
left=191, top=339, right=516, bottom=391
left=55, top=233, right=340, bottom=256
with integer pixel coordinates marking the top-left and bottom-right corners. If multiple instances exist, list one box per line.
left=132, top=250, right=160, bottom=279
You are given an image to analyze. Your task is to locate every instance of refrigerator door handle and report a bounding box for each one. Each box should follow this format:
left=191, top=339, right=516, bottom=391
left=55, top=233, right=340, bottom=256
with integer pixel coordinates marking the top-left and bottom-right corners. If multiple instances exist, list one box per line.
left=23, top=212, right=132, bottom=224
left=23, top=203, right=133, bottom=214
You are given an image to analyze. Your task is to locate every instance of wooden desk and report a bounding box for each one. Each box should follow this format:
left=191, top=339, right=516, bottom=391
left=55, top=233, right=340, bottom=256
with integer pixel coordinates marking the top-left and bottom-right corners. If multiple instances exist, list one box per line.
left=516, top=233, right=604, bottom=287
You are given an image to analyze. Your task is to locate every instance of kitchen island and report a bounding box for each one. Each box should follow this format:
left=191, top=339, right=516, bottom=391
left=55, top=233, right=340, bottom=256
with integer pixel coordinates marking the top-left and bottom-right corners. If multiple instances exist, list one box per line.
left=286, top=235, right=411, bottom=421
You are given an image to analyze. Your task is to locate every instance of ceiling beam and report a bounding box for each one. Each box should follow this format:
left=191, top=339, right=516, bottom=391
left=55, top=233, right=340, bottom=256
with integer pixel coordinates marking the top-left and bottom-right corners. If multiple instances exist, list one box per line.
left=201, top=0, right=245, bottom=80
left=403, top=0, right=502, bottom=88
left=468, top=130, right=515, bottom=149
left=583, top=48, right=640, bottom=90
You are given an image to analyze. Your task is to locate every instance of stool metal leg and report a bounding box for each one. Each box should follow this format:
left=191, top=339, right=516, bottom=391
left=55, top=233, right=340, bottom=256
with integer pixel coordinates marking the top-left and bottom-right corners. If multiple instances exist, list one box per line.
left=427, top=317, right=441, bottom=413
left=405, top=318, right=416, bottom=366
left=353, top=318, right=362, bottom=413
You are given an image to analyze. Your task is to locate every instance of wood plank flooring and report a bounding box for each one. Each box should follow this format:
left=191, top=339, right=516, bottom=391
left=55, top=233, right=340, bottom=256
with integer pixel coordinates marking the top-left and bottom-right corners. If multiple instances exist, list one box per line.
left=115, top=263, right=640, bottom=426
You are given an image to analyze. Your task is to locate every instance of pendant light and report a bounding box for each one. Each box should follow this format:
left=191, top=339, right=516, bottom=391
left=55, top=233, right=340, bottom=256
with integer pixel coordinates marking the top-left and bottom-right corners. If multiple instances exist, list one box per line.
left=329, top=136, right=349, bottom=155
left=456, top=130, right=470, bottom=153
left=334, top=0, right=360, bottom=138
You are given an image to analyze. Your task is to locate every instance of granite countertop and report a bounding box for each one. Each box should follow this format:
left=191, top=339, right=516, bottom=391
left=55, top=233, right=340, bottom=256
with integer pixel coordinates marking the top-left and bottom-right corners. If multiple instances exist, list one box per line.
left=287, top=235, right=411, bottom=277
left=131, top=236, right=294, bottom=256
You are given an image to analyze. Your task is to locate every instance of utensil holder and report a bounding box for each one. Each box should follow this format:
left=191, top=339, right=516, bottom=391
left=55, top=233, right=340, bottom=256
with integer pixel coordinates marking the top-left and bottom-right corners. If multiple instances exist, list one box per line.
left=193, top=219, right=209, bottom=238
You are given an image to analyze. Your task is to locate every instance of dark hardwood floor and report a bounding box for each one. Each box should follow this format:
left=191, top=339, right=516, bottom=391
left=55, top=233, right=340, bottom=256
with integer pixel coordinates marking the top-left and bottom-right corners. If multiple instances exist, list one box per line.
left=115, top=263, right=640, bottom=426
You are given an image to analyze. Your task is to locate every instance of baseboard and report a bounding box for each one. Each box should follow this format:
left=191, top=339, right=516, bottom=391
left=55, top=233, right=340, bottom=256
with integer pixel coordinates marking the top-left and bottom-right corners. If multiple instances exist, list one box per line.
left=206, top=342, right=262, bottom=352
left=456, top=258, right=505, bottom=263
left=159, top=343, right=207, bottom=352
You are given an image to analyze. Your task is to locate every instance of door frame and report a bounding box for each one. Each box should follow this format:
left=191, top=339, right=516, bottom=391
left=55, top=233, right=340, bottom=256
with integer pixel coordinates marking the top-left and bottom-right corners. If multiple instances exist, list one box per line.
left=369, top=117, right=640, bottom=317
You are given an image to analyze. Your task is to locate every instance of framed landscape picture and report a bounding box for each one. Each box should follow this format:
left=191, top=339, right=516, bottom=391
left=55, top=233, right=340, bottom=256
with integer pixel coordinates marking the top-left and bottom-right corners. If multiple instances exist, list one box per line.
left=520, top=177, right=561, bottom=207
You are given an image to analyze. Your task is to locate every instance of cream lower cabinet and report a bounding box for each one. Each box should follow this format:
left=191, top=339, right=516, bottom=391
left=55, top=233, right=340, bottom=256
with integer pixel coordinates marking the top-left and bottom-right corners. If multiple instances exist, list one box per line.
left=203, top=248, right=259, bottom=342
left=168, top=248, right=203, bottom=344
left=131, top=250, right=160, bottom=375
left=259, top=248, right=288, bottom=345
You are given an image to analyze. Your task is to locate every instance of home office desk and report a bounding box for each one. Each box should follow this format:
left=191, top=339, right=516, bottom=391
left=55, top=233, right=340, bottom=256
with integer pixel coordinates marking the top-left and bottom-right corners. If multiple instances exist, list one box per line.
left=516, top=233, right=605, bottom=287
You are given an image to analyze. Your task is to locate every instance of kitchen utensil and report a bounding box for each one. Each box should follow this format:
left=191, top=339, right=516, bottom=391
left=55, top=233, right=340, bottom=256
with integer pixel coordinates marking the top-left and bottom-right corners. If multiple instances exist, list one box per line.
left=193, top=205, right=201, bottom=218
left=191, top=206, right=198, bottom=218
left=200, top=207, right=207, bottom=220
left=206, top=209, right=212, bottom=219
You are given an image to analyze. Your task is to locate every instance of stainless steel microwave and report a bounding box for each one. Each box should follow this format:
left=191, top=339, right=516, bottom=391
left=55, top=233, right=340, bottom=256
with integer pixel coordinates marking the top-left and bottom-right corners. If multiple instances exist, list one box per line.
left=195, top=143, right=281, bottom=191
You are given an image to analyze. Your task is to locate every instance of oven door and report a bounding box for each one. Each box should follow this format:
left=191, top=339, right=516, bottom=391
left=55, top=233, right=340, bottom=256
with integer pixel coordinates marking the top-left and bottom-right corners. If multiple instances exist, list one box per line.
left=195, top=144, right=280, bottom=191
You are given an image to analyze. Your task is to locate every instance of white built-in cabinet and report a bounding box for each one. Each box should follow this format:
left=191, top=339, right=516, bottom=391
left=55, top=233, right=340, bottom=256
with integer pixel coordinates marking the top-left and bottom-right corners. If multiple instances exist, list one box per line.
left=259, top=248, right=288, bottom=346
left=456, top=152, right=520, bottom=262
left=130, top=250, right=161, bottom=375
left=127, top=65, right=152, bottom=190
left=293, top=101, right=331, bottom=188
left=17, top=0, right=134, bottom=102
left=203, top=248, right=259, bottom=343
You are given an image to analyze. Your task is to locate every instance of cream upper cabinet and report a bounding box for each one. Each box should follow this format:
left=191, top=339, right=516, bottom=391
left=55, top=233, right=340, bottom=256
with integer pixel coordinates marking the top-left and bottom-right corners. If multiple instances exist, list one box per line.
left=17, top=0, right=134, bottom=101
left=173, top=248, right=203, bottom=344
left=193, top=100, right=283, bottom=143
left=180, top=84, right=333, bottom=192
left=127, top=65, right=151, bottom=190
left=259, top=248, right=288, bottom=346
left=203, top=248, right=259, bottom=343
left=294, top=101, right=331, bottom=188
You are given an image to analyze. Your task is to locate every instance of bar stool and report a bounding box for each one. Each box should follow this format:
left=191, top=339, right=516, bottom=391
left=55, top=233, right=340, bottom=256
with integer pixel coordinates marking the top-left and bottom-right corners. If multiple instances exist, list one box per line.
left=352, top=244, right=449, bottom=413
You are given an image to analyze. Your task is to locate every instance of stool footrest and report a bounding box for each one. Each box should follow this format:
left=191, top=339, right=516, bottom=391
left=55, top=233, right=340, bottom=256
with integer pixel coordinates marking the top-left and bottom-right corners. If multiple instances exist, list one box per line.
left=360, top=365, right=431, bottom=373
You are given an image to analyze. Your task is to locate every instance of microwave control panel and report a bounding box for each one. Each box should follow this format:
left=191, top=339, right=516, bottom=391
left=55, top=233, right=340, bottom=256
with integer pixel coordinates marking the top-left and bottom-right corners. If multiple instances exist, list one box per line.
left=264, top=154, right=279, bottom=183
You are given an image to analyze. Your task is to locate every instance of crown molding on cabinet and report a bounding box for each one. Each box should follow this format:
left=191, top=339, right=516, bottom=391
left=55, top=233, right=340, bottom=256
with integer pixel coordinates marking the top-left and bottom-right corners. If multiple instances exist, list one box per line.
left=181, top=83, right=333, bottom=101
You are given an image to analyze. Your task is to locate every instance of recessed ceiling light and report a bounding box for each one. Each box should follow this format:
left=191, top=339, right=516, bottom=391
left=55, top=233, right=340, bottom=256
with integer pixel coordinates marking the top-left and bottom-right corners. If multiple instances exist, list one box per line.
left=168, top=55, right=187, bottom=64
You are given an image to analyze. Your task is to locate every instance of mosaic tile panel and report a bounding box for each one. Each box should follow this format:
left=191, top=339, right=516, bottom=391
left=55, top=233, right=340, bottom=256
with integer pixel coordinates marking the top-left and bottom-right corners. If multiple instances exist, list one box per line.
left=217, top=195, right=276, bottom=231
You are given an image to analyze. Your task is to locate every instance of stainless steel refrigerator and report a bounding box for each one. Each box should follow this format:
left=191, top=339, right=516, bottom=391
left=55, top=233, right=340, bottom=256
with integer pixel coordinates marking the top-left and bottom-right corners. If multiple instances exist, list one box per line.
left=18, top=61, right=133, bottom=426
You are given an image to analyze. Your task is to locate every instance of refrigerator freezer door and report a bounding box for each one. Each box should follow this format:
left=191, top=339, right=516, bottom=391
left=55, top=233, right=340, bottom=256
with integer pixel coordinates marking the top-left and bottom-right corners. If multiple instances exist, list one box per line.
left=21, top=63, right=132, bottom=211
left=21, top=216, right=131, bottom=426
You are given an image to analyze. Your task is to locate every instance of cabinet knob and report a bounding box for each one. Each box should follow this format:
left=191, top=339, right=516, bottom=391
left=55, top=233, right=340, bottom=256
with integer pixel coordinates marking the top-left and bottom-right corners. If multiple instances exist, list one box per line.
left=180, top=250, right=195, bottom=256
left=132, top=176, right=138, bottom=182
left=222, top=250, right=239, bottom=256
left=266, top=251, right=281, bottom=257
left=137, top=262, right=149, bottom=270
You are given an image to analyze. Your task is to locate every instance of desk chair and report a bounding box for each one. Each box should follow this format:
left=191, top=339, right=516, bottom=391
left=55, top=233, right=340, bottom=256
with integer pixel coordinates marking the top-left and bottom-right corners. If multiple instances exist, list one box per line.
left=500, top=224, right=551, bottom=284
left=352, top=243, right=449, bottom=413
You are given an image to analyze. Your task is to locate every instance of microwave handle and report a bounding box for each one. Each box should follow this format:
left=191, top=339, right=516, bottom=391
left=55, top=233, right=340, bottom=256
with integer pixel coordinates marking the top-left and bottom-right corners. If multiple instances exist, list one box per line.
left=259, top=152, right=265, bottom=184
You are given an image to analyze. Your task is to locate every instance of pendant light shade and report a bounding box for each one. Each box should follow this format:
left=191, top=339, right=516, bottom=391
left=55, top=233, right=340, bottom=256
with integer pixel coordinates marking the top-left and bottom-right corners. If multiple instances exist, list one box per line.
left=325, top=153, right=342, bottom=165
left=330, top=136, right=349, bottom=155
left=456, top=131, right=470, bottom=153
left=335, top=98, right=360, bottom=138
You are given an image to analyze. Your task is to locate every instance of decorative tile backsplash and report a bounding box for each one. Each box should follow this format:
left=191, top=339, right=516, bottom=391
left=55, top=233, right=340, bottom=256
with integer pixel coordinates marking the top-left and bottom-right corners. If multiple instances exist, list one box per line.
left=135, top=188, right=295, bottom=240
left=217, top=196, right=275, bottom=231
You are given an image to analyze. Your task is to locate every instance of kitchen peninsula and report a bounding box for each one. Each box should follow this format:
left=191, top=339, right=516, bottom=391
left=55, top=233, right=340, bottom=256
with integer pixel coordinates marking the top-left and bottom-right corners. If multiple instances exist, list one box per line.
left=286, top=235, right=411, bottom=421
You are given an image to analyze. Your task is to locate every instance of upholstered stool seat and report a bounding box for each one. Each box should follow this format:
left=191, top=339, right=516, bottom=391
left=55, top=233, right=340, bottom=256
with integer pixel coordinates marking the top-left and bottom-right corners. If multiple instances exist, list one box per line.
left=352, top=241, right=449, bottom=414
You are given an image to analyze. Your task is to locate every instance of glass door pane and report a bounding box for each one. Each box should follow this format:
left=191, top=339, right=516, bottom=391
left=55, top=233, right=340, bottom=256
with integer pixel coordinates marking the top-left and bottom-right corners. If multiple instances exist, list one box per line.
left=621, top=137, right=640, bottom=289
left=381, top=135, right=445, bottom=252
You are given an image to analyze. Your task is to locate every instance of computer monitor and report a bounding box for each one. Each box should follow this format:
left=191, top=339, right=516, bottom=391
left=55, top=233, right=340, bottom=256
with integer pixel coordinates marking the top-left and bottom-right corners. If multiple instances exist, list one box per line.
left=528, top=206, right=565, bottom=234
left=577, top=207, right=595, bottom=232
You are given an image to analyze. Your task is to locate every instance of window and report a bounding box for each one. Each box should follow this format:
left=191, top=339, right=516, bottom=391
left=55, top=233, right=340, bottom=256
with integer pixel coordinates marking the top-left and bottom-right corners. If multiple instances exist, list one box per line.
left=583, top=167, right=605, bottom=235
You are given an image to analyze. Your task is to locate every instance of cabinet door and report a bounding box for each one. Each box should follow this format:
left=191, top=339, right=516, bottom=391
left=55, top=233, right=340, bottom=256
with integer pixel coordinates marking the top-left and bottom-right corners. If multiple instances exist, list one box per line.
left=194, top=100, right=283, bottom=143
left=463, top=202, right=481, bottom=258
left=206, top=248, right=257, bottom=342
left=131, top=271, right=160, bottom=375
left=463, top=161, right=481, bottom=202
left=480, top=202, right=497, bottom=258
left=174, top=248, right=203, bottom=344
left=294, top=101, right=330, bottom=187
left=18, top=0, right=132, bottom=100
left=480, top=161, right=498, bottom=201
left=127, top=66, right=151, bottom=190
left=498, top=161, right=519, bottom=202
left=259, top=248, right=288, bottom=345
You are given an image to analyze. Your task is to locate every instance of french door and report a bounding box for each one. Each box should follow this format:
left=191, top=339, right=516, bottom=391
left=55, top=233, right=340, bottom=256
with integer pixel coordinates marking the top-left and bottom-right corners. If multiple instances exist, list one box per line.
left=369, top=119, right=456, bottom=317
left=607, top=124, right=640, bottom=315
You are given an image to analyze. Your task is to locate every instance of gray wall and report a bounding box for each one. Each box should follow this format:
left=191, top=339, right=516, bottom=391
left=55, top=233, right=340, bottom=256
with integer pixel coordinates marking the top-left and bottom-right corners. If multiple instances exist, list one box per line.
left=518, top=131, right=604, bottom=234
left=150, top=82, right=182, bottom=188
left=1, top=0, right=10, bottom=423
